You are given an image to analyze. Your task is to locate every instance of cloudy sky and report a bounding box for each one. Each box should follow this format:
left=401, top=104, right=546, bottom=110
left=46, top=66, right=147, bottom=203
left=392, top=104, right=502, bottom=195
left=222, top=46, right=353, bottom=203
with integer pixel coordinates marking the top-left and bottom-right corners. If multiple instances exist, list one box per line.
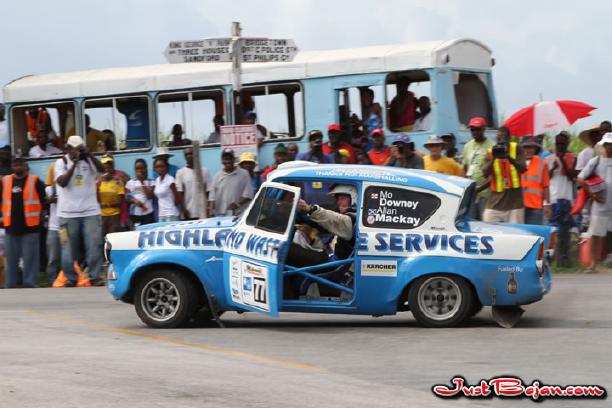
left=2, top=0, right=610, bottom=130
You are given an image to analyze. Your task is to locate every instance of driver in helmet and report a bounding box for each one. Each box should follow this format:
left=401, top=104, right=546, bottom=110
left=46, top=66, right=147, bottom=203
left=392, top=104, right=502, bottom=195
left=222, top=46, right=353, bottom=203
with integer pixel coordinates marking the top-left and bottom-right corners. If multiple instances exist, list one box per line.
left=294, top=184, right=357, bottom=262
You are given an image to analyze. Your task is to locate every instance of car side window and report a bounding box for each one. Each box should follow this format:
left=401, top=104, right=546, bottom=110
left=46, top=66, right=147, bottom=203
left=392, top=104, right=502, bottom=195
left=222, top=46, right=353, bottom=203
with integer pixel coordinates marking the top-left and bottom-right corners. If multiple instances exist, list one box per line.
left=362, top=186, right=440, bottom=229
left=246, top=187, right=296, bottom=235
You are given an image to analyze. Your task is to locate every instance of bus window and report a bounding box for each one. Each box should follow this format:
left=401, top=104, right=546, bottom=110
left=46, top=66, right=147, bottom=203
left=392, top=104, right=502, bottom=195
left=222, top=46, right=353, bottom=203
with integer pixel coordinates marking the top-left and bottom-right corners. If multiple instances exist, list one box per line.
left=240, top=82, right=303, bottom=140
left=336, top=86, right=384, bottom=150
left=83, top=96, right=150, bottom=152
left=157, top=89, right=225, bottom=147
left=454, top=72, right=494, bottom=128
left=10, top=101, right=75, bottom=157
left=385, top=71, right=431, bottom=133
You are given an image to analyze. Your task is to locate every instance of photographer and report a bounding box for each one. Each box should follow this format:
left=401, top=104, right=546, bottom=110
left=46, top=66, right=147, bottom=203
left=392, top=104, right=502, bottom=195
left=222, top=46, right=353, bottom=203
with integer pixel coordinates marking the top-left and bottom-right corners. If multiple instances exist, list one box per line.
left=384, top=134, right=424, bottom=169
left=55, top=135, right=105, bottom=286
left=481, top=127, right=527, bottom=223
left=297, top=130, right=334, bottom=164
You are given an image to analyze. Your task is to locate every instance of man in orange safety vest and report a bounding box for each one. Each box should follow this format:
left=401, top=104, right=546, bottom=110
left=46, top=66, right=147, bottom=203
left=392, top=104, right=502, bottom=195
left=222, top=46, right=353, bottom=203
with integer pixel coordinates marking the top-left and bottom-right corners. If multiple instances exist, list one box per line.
left=520, top=136, right=551, bottom=225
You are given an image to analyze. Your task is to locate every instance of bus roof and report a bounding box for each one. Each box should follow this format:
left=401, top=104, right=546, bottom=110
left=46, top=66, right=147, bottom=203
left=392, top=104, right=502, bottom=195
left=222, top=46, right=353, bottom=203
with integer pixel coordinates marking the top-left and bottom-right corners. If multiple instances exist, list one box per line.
left=269, top=162, right=473, bottom=196
left=3, top=38, right=492, bottom=103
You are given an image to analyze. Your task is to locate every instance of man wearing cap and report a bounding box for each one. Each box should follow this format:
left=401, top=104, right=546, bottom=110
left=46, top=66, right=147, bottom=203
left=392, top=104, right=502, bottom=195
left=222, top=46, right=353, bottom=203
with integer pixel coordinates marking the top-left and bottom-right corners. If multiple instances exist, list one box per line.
left=367, top=128, right=391, bottom=166
left=209, top=149, right=253, bottom=216
left=261, top=143, right=288, bottom=181
left=297, top=130, right=334, bottom=164
left=152, top=146, right=178, bottom=177
left=176, top=147, right=211, bottom=220
left=462, top=117, right=495, bottom=220
left=481, top=126, right=527, bottom=223
left=55, top=135, right=105, bottom=286
left=1, top=156, right=46, bottom=288
left=322, top=124, right=356, bottom=164
left=238, top=152, right=261, bottom=195
left=423, top=135, right=462, bottom=176
left=520, top=137, right=551, bottom=225
left=577, top=133, right=612, bottom=271
left=385, top=134, right=424, bottom=169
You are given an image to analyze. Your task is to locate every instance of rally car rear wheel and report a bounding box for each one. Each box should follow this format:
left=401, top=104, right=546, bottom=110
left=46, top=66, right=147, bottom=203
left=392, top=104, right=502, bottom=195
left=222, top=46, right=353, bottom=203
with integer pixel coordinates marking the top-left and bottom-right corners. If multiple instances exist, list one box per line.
left=134, top=269, right=199, bottom=328
left=408, top=275, right=474, bottom=328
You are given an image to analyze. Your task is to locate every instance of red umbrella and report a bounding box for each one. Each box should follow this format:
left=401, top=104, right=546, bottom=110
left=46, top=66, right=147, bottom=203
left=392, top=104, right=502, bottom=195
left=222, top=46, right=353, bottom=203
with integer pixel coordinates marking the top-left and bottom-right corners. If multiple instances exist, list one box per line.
left=503, top=100, right=596, bottom=137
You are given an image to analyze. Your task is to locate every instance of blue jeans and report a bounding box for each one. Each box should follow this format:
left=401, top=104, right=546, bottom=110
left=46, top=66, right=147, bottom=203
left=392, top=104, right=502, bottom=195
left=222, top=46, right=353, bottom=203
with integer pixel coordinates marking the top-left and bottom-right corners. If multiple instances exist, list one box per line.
left=5, top=232, right=40, bottom=288
left=46, top=229, right=77, bottom=283
left=525, top=208, right=544, bottom=225
left=60, top=215, right=103, bottom=280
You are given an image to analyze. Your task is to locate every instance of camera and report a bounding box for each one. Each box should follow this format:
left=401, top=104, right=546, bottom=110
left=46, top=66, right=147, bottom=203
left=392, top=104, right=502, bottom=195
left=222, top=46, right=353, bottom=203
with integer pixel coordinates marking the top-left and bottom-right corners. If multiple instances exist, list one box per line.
left=78, top=151, right=88, bottom=161
left=492, top=142, right=507, bottom=159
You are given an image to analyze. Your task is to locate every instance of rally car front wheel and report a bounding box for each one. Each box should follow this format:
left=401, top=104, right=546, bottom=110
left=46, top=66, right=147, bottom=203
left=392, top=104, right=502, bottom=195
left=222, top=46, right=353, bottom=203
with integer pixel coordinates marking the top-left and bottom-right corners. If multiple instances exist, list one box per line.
left=134, top=269, right=200, bottom=328
left=408, top=275, right=474, bottom=328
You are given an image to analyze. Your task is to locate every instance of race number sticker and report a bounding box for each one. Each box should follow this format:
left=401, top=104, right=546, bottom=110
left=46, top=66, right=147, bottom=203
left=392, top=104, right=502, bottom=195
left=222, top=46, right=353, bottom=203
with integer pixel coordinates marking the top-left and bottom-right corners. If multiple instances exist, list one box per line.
left=362, top=186, right=441, bottom=229
left=229, top=257, right=269, bottom=312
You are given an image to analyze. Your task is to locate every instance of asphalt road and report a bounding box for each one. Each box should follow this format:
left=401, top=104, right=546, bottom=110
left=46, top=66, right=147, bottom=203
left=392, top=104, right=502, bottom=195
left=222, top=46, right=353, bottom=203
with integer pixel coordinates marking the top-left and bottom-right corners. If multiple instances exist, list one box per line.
left=1, top=273, right=611, bottom=408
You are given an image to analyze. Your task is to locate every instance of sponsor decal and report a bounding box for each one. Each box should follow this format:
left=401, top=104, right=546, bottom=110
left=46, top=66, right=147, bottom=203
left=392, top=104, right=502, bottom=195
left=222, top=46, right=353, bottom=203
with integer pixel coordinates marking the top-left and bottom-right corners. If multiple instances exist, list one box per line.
left=356, top=232, right=495, bottom=256
left=432, top=376, right=607, bottom=401
left=361, top=260, right=397, bottom=277
left=137, top=228, right=281, bottom=259
left=362, top=186, right=440, bottom=229
left=137, top=228, right=232, bottom=249
left=228, top=257, right=269, bottom=312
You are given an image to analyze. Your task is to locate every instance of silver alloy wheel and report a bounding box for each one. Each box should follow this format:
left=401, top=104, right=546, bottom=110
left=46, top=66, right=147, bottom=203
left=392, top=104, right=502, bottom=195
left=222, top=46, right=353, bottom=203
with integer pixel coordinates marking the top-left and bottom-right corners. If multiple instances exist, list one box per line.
left=417, top=276, right=462, bottom=321
left=141, top=278, right=181, bottom=322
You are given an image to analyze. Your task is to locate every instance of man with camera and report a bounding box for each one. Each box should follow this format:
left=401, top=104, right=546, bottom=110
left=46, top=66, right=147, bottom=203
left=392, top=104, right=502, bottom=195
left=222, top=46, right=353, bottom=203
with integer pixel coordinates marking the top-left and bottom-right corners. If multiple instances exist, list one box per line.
left=55, top=135, right=105, bottom=286
left=297, top=130, right=334, bottom=164
left=481, top=127, right=527, bottom=223
left=384, top=134, right=424, bottom=169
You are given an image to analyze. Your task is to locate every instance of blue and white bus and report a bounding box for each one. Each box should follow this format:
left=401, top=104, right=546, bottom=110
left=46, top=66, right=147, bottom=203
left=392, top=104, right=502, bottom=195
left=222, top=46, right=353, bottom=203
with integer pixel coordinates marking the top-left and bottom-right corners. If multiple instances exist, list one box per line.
left=2, top=37, right=498, bottom=179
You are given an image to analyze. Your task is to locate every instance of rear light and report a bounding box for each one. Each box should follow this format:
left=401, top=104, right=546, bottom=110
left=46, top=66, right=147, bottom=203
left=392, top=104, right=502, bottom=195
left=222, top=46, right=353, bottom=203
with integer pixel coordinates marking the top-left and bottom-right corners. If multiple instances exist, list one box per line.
left=548, top=231, right=556, bottom=250
left=537, top=241, right=544, bottom=261
left=536, top=240, right=545, bottom=277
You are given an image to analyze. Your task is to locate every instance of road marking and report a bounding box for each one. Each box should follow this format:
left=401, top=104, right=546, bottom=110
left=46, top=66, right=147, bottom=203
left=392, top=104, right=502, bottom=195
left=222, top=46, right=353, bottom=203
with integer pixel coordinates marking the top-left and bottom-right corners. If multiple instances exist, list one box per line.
left=26, top=310, right=326, bottom=373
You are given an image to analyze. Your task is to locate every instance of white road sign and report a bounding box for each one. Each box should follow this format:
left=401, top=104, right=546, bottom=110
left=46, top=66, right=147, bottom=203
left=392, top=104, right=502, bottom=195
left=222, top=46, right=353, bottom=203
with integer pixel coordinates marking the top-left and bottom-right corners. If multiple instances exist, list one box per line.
left=164, top=37, right=298, bottom=64
left=164, top=38, right=232, bottom=63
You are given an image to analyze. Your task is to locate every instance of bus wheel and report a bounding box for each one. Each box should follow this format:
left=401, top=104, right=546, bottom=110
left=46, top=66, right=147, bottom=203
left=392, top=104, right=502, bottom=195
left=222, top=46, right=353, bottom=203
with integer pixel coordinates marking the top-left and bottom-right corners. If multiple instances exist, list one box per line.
left=408, top=275, right=474, bottom=328
left=134, top=269, right=199, bottom=328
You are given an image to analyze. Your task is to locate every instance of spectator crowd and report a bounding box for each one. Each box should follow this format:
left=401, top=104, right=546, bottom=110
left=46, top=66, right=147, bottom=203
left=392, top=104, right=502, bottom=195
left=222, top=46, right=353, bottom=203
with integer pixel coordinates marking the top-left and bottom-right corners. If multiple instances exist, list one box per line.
left=1, top=98, right=611, bottom=288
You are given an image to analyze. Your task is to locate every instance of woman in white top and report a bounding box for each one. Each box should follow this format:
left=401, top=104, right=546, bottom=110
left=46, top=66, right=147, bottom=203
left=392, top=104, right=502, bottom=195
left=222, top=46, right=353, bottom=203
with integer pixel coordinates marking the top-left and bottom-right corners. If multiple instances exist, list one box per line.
left=153, top=158, right=180, bottom=222
left=126, top=159, right=155, bottom=226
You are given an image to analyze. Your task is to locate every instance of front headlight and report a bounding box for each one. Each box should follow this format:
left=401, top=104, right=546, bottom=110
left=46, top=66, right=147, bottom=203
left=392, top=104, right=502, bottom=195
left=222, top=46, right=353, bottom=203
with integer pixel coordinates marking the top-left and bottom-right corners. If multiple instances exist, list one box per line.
left=104, top=239, right=112, bottom=263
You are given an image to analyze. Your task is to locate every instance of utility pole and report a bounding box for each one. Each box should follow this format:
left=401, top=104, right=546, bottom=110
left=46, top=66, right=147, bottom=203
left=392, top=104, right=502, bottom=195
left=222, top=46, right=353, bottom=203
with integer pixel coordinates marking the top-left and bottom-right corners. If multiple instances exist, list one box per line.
left=230, top=22, right=242, bottom=124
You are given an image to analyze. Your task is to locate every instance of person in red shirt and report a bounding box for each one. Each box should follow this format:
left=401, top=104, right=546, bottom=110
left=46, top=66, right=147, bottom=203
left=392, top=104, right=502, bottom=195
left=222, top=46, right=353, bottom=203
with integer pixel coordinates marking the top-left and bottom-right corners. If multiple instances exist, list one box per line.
left=367, top=128, right=390, bottom=165
left=322, top=124, right=356, bottom=164
left=389, top=77, right=416, bottom=132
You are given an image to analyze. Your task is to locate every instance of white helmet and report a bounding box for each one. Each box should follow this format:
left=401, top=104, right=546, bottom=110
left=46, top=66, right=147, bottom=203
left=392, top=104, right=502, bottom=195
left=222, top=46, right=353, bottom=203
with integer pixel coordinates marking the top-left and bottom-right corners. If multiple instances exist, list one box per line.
left=329, top=184, right=357, bottom=206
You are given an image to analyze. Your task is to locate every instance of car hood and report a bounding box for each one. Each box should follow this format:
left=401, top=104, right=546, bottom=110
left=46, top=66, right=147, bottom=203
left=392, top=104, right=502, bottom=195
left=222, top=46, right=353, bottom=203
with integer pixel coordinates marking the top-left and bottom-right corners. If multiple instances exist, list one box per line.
left=135, top=216, right=238, bottom=231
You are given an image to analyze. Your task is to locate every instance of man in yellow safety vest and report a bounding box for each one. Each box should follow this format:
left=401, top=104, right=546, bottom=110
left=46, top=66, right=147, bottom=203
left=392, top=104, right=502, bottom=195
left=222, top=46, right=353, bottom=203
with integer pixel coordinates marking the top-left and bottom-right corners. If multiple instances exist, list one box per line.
left=482, top=127, right=527, bottom=223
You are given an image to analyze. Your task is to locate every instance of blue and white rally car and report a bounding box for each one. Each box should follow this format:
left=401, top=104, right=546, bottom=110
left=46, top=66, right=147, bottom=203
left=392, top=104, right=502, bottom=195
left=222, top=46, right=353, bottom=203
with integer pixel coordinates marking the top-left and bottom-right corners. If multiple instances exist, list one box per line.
left=105, top=163, right=553, bottom=328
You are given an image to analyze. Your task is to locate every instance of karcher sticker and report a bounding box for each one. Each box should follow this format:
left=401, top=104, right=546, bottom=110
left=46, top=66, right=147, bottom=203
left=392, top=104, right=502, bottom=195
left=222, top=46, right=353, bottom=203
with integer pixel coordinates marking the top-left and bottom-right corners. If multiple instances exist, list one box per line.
left=361, top=260, right=398, bottom=277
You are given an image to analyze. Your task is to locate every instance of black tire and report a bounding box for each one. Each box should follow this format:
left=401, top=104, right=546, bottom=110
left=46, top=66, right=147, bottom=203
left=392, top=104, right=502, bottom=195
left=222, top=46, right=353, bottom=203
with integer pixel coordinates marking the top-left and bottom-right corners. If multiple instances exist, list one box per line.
left=408, top=274, right=474, bottom=328
left=469, top=301, right=484, bottom=318
left=134, top=269, right=200, bottom=328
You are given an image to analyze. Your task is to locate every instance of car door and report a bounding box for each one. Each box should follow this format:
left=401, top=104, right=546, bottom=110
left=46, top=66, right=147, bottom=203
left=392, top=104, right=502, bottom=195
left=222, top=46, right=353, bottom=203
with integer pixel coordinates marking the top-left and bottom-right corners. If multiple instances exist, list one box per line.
left=223, top=182, right=300, bottom=317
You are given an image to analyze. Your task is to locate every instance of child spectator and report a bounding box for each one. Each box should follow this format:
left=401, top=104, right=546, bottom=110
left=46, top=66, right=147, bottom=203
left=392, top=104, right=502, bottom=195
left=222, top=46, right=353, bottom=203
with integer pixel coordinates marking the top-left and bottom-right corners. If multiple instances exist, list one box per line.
left=125, top=159, right=155, bottom=227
